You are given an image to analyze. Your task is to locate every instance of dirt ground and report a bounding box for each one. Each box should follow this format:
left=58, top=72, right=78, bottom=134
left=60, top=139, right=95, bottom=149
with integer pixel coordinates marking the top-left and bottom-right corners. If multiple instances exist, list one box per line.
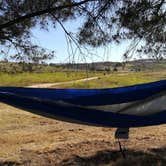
left=0, top=102, right=166, bottom=166
left=27, top=77, right=99, bottom=88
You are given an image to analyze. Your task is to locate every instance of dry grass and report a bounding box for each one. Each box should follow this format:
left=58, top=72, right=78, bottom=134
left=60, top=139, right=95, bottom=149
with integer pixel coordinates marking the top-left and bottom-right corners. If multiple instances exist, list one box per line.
left=0, top=103, right=166, bottom=166
left=0, top=70, right=166, bottom=165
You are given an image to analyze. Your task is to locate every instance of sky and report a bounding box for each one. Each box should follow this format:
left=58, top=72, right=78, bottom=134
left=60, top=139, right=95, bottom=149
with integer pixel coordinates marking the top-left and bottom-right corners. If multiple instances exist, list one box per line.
left=31, top=19, right=132, bottom=64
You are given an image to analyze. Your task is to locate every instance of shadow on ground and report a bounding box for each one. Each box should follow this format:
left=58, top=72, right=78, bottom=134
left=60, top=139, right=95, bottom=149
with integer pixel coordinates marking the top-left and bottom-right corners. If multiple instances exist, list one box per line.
left=1, top=147, right=166, bottom=166
left=60, top=148, right=166, bottom=166
left=0, top=161, right=20, bottom=166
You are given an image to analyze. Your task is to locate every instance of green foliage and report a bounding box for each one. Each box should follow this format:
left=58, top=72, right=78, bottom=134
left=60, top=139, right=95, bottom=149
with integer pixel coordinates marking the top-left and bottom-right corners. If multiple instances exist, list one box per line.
left=0, top=0, right=166, bottom=60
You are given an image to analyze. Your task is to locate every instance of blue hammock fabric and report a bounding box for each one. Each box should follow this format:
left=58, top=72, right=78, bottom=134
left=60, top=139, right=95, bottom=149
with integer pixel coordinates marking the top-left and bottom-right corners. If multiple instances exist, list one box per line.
left=0, top=80, right=166, bottom=128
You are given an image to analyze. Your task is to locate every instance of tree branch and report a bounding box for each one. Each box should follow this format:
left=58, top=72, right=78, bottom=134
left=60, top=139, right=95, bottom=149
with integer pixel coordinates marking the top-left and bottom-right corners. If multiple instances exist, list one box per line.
left=0, top=0, right=94, bottom=30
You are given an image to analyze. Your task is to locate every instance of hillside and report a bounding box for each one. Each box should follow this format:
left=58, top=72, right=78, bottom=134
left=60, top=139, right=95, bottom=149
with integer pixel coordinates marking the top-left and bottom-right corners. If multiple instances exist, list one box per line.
left=0, top=59, right=165, bottom=74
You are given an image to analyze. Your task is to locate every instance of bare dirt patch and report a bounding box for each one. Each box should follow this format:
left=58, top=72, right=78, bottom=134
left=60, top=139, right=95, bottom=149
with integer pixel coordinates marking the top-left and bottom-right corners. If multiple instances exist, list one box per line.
left=27, top=77, right=99, bottom=88
left=0, top=102, right=166, bottom=166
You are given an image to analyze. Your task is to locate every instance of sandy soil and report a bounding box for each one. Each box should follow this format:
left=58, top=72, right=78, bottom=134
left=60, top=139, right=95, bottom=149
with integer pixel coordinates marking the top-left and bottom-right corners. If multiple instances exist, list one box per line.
left=0, top=102, right=166, bottom=166
left=27, top=77, right=99, bottom=88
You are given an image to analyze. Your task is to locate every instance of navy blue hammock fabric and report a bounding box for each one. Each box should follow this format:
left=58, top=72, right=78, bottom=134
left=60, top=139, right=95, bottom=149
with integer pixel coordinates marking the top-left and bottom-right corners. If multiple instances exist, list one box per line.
left=0, top=80, right=165, bottom=128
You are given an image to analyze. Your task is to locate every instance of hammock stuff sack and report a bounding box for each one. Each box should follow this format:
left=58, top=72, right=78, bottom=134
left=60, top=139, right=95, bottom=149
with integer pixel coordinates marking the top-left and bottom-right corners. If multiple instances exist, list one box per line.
left=0, top=80, right=165, bottom=128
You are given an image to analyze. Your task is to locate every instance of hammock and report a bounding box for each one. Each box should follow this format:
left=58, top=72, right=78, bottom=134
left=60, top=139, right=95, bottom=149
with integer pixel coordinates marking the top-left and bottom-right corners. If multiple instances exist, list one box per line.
left=0, top=80, right=165, bottom=128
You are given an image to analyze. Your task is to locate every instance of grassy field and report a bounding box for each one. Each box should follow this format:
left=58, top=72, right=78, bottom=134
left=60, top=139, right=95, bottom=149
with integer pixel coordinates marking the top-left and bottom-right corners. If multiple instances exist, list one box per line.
left=0, top=71, right=101, bottom=87
left=52, top=71, right=166, bottom=89
left=0, top=70, right=165, bottom=88
left=0, top=59, right=165, bottom=87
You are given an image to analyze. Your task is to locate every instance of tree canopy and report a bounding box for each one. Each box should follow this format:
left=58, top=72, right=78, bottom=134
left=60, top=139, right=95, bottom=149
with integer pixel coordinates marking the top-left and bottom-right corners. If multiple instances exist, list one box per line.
left=0, top=0, right=166, bottom=62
